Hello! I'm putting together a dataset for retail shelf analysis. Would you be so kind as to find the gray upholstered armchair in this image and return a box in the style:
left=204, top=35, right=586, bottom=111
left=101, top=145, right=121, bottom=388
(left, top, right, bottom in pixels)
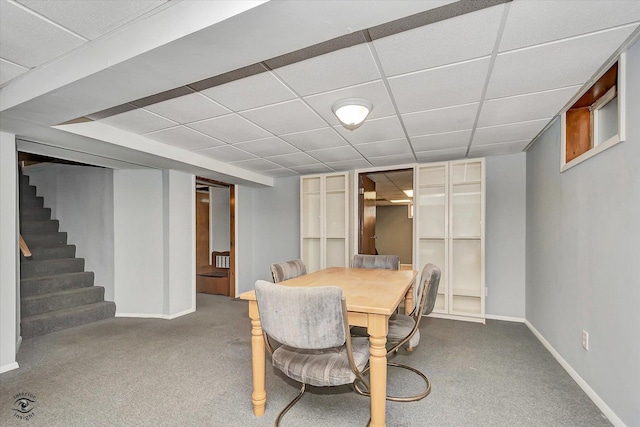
left=254, top=280, right=370, bottom=426
left=355, top=263, right=441, bottom=402
left=352, top=254, right=400, bottom=270
left=270, top=259, right=307, bottom=283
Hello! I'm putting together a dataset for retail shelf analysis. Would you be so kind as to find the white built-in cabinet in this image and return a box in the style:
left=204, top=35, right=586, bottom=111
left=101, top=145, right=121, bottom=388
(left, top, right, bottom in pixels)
left=416, top=159, right=485, bottom=323
left=301, top=173, right=349, bottom=273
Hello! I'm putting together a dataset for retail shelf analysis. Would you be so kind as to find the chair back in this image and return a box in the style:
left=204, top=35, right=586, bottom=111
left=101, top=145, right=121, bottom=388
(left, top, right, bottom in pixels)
left=352, top=254, right=400, bottom=270
left=270, top=259, right=307, bottom=283
left=255, top=280, right=346, bottom=349
left=415, top=263, right=441, bottom=319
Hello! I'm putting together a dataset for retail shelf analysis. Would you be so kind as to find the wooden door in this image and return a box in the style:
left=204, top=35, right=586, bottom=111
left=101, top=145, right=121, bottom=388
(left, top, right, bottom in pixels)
left=195, top=190, right=210, bottom=272
left=359, top=174, right=377, bottom=254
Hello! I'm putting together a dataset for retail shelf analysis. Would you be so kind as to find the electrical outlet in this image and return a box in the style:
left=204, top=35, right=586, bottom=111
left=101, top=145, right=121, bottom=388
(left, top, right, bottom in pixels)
left=582, top=330, right=589, bottom=351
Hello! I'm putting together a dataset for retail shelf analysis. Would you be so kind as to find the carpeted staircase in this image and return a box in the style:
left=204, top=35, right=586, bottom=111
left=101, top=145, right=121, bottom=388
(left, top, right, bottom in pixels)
left=19, top=172, right=116, bottom=338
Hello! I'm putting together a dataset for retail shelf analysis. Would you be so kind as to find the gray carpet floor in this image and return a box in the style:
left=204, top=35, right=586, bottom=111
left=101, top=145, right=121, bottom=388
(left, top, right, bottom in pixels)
left=1, top=294, right=610, bottom=426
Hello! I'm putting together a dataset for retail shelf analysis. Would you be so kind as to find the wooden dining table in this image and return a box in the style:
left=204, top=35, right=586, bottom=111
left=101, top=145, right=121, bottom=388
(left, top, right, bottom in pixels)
left=239, top=267, right=418, bottom=427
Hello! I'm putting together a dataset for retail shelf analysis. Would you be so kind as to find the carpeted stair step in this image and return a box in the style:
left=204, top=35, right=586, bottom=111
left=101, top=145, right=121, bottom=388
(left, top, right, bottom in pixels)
left=21, top=301, right=117, bottom=339
left=20, top=184, right=37, bottom=198
left=21, top=286, right=106, bottom=317
left=21, top=231, right=67, bottom=248
left=19, top=195, right=45, bottom=208
left=20, top=207, right=52, bottom=221
left=21, top=272, right=94, bottom=297
left=21, top=219, right=59, bottom=233
left=21, top=244, right=76, bottom=261
left=21, top=258, right=85, bottom=279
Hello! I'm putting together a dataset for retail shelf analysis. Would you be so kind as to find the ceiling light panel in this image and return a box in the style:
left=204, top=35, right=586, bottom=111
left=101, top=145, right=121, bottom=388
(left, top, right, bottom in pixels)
left=304, top=80, right=396, bottom=125
left=188, top=114, right=271, bottom=144
left=388, top=57, right=490, bottom=113
left=487, top=25, right=638, bottom=99
left=478, top=86, right=581, bottom=128
left=196, top=144, right=257, bottom=163
left=16, top=0, right=168, bottom=40
left=232, top=137, right=299, bottom=157
left=145, top=126, right=225, bottom=151
left=0, top=0, right=85, bottom=67
left=200, top=71, right=297, bottom=111
left=334, top=116, right=405, bottom=145
left=240, top=99, right=326, bottom=135
left=273, top=43, right=381, bottom=96
left=99, top=108, right=176, bottom=134
left=472, top=118, right=550, bottom=147
left=402, top=103, right=478, bottom=137
left=410, top=130, right=472, bottom=152
left=142, top=92, right=229, bottom=124
left=373, top=4, right=505, bottom=76
left=279, top=127, right=348, bottom=151
left=500, top=0, right=640, bottom=52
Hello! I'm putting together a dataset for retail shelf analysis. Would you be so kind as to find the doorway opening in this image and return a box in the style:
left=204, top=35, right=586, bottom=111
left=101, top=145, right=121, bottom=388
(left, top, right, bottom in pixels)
left=195, top=177, right=236, bottom=297
left=358, top=168, right=414, bottom=269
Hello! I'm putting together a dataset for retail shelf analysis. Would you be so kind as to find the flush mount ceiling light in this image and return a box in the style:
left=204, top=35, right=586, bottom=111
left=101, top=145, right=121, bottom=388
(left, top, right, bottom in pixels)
left=332, top=98, right=373, bottom=131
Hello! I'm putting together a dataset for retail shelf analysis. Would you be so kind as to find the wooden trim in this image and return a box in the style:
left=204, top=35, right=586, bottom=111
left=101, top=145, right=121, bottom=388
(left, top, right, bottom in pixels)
left=229, top=185, right=236, bottom=298
left=19, top=235, right=32, bottom=258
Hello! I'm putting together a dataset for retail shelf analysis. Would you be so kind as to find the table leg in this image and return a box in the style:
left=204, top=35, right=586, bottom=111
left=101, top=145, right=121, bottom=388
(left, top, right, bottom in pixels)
left=368, top=314, right=388, bottom=427
left=404, top=282, right=416, bottom=352
left=248, top=301, right=266, bottom=416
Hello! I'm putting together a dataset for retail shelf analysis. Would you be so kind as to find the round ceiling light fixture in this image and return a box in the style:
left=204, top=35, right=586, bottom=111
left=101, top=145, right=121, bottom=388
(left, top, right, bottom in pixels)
left=332, top=98, right=373, bottom=131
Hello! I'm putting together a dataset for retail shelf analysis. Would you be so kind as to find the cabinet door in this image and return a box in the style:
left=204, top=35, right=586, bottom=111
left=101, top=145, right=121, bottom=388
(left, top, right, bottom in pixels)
left=325, top=173, right=348, bottom=268
left=416, top=163, right=448, bottom=313
left=301, top=176, right=322, bottom=273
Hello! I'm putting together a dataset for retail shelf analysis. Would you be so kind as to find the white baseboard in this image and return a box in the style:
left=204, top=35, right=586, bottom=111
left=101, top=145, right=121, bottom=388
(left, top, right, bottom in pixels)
left=1, top=361, right=19, bottom=374
left=115, top=307, right=195, bottom=320
left=524, top=319, right=625, bottom=427
left=427, top=312, right=485, bottom=324
left=485, top=314, right=524, bottom=323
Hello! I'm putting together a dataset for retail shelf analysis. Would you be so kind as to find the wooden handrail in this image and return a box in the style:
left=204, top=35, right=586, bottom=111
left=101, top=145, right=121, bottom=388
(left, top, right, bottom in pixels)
left=19, top=234, right=32, bottom=258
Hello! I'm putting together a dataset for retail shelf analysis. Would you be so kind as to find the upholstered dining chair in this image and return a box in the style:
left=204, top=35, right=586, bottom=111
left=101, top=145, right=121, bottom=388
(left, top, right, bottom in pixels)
left=354, top=263, right=441, bottom=402
left=270, top=259, right=307, bottom=283
left=254, top=280, right=370, bottom=426
left=351, top=254, right=400, bottom=270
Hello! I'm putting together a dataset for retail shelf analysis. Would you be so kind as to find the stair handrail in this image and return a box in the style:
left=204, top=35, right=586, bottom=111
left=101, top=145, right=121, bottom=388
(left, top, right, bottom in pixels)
left=20, top=234, right=32, bottom=258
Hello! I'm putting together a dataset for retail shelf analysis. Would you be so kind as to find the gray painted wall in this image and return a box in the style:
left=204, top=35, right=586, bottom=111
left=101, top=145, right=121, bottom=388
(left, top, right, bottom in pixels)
left=486, top=153, right=526, bottom=319
left=525, top=40, right=640, bottom=426
left=25, top=165, right=115, bottom=300
left=376, top=205, right=412, bottom=264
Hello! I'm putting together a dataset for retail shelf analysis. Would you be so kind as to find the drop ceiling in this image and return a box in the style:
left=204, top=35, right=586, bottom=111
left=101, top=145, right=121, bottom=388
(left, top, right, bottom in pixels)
left=1, top=0, right=639, bottom=185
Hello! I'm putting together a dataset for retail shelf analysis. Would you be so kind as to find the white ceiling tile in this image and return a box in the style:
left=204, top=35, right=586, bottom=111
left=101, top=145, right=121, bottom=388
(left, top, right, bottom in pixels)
left=240, top=99, right=326, bottom=135
left=261, top=168, right=299, bottom=178
left=266, top=152, right=319, bottom=168
left=230, top=158, right=283, bottom=172
left=403, top=103, right=478, bottom=137
left=374, top=4, right=504, bottom=76
left=478, top=86, right=580, bottom=128
left=368, top=153, right=416, bottom=167
left=280, top=127, right=348, bottom=151
left=16, top=0, right=168, bottom=40
left=99, top=108, right=176, bottom=133
left=0, top=58, right=28, bottom=85
left=143, top=92, right=229, bottom=124
left=201, top=71, right=296, bottom=111
left=487, top=25, right=638, bottom=99
left=500, top=0, right=640, bottom=52
left=233, top=137, right=299, bottom=157
left=334, top=116, right=405, bottom=145
left=188, top=114, right=271, bottom=143
left=304, top=80, right=396, bottom=125
left=290, top=164, right=335, bottom=174
left=325, top=158, right=372, bottom=171
left=415, top=148, right=467, bottom=163
left=473, top=118, right=550, bottom=146
left=145, top=126, right=225, bottom=151
left=196, top=145, right=257, bottom=162
left=355, top=138, right=413, bottom=158
left=273, top=43, right=381, bottom=96
left=0, top=0, right=85, bottom=67
left=468, top=140, right=529, bottom=157
left=410, top=130, right=471, bottom=152
left=388, top=57, right=490, bottom=113
left=306, top=146, right=363, bottom=163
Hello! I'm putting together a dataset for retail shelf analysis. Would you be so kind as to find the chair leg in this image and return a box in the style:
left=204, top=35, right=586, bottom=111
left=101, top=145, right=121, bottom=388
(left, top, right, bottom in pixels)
left=352, top=363, right=431, bottom=402
left=275, top=383, right=306, bottom=427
